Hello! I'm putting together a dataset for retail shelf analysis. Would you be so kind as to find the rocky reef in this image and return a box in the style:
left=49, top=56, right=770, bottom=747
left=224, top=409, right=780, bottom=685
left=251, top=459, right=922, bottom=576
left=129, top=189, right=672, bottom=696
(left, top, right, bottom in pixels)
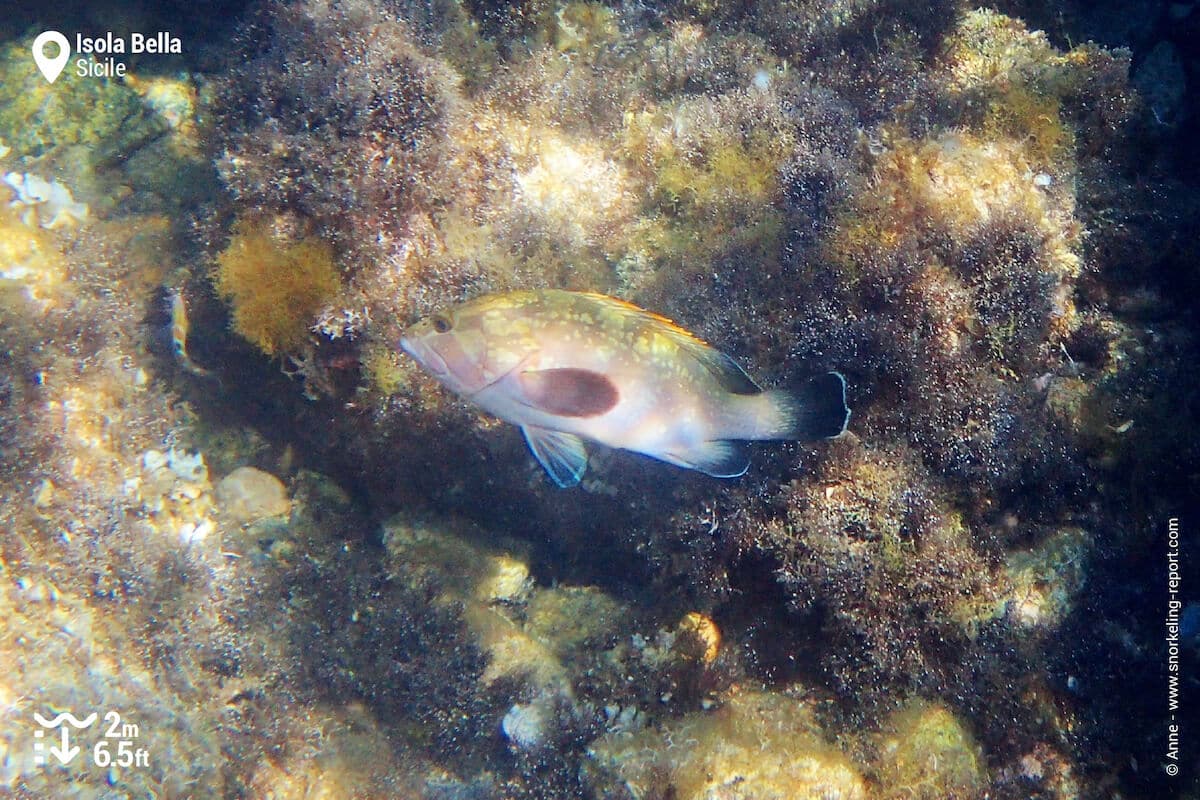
left=0, top=0, right=1197, bottom=798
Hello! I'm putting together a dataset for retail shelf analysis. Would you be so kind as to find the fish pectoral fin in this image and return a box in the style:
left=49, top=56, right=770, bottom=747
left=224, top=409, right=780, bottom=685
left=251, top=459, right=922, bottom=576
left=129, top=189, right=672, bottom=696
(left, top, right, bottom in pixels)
left=661, top=440, right=750, bottom=478
left=521, top=425, right=589, bottom=488
left=517, top=368, right=619, bottom=417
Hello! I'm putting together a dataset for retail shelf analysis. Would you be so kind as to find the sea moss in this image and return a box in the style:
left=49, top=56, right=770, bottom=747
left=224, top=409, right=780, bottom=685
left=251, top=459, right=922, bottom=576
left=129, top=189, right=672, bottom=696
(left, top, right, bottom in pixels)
left=213, top=0, right=463, bottom=272
left=757, top=436, right=995, bottom=700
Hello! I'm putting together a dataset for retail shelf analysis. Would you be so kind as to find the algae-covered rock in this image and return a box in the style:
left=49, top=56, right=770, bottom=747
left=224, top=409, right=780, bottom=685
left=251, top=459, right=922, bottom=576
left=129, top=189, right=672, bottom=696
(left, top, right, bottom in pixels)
left=3, top=172, right=88, bottom=229
left=382, top=512, right=533, bottom=605
left=382, top=513, right=573, bottom=696
left=0, top=194, right=67, bottom=307
left=1000, top=527, right=1091, bottom=630
left=873, top=700, right=987, bottom=800
left=0, top=573, right=224, bottom=796
left=0, top=34, right=159, bottom=160
left=525, top=584, right=625, bottom=658
left=588, top=689, right=867, bottom=799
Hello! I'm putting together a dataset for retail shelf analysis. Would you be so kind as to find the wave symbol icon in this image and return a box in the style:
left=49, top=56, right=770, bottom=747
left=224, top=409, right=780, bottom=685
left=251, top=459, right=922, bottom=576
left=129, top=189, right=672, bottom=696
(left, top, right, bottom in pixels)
left=33, top=711, right=97, bottom=729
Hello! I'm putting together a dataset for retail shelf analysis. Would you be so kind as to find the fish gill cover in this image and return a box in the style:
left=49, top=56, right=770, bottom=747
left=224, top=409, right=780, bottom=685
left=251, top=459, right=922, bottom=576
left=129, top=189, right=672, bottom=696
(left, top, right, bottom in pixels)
left=0, top=0, right=1196, bottom=798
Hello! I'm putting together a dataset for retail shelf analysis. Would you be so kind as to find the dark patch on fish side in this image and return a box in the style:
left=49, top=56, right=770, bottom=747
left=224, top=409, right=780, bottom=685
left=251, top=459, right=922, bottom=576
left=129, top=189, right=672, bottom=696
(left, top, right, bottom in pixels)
left=518, top=368, right=619, bottom=417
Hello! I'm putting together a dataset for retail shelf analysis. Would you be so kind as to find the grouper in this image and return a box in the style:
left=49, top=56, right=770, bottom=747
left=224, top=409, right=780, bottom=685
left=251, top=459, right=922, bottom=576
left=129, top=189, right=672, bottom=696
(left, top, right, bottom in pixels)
left=400, top=289, right=850, bottom=487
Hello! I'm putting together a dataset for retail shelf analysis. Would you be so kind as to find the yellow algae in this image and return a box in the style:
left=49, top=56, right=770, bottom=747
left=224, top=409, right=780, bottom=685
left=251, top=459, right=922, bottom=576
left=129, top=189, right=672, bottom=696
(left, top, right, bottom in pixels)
left=614, top=94, right=794, bottom=275
left=213, top=218, right=342, bottom=355
left=940, top=10, right=1115, bottom=167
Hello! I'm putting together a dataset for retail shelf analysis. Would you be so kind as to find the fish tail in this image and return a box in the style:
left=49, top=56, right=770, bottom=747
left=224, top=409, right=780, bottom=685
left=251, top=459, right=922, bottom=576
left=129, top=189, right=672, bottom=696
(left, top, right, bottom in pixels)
left=752, top=372, right=850, bottom=441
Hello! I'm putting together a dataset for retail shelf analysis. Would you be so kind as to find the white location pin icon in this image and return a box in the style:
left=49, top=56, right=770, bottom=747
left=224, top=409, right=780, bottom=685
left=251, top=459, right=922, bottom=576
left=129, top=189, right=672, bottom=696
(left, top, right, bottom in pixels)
left=32, top=31, right=71, bottom=84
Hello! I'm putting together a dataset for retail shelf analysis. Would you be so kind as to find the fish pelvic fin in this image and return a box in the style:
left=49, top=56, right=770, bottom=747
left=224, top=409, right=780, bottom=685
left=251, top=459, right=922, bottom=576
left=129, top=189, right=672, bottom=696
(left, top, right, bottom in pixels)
left=521, top=425, right=588, bottom=488
left=751, top=372, right=850, bottom=441
left=661, top=439, right=750, bottom=478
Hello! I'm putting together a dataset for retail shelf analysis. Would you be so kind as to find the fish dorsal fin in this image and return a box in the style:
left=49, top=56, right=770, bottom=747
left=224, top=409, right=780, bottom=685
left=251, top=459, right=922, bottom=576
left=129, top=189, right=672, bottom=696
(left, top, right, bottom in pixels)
left=521, top=425, right=588, bottom=487
left=684, top=346, right=761, bottom=395
left=518, top=368, right=619, bottom=417
left=578, top=292, right=761, bottom=395
left=660, top=439, right=750, bottom=478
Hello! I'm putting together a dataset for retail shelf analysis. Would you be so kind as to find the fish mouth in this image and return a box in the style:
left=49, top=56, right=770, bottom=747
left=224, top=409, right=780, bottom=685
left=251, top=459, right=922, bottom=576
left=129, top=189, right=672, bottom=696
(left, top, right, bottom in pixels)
left=399, top=336, right=448, bottom=377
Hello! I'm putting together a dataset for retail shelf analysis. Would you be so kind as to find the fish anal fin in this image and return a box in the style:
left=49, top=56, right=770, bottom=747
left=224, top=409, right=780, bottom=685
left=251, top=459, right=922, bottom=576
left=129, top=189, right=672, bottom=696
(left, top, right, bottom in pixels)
left=521, top=425, right=588, bottom=487
left=518, top=368, right=619, bottom=417
left=662, top=439, right=749, bottom=478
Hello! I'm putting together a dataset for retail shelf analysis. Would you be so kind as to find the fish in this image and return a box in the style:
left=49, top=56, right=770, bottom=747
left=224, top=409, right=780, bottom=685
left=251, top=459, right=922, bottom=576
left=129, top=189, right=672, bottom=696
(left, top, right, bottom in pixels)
left=167, top=287, right=210, bottom=377
left=399, top=289, right=849, bottom=487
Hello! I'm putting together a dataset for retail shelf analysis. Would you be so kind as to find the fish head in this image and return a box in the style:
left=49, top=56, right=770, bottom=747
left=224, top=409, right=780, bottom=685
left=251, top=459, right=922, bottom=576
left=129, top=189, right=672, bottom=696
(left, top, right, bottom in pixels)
left=400, top=306, right=491, bottom=395
left=401, top=297, right=541, bottom=397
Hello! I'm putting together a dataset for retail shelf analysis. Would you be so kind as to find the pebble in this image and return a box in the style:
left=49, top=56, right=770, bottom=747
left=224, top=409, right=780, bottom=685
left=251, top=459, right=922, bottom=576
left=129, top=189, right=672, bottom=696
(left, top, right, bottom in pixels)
left=215, top=467, right=290, bottom=524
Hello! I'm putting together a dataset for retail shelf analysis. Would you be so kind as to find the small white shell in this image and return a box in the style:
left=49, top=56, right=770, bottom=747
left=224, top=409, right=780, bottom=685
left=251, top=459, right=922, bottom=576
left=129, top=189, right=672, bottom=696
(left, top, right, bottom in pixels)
left=501, top=702, right=548, bottom=749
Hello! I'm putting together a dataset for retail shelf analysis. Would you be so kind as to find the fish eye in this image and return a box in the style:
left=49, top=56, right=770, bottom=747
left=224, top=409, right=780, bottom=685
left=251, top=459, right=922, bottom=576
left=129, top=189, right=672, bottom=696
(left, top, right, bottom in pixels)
left=431, top=314, right=453, bottom=334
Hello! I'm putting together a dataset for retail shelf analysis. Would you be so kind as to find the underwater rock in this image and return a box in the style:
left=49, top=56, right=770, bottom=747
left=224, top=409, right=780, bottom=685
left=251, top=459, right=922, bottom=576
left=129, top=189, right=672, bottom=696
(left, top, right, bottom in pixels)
left=525, top=584, right=625, bottom=659
left=1133, top=41, right=1186, bottom=126
left=0, top=35, right=158, bottom=160
left=1000, top=527, right=1091, bottom=630
left=215, top=466, right=291, bottom=524
left=132, top=447, right=217, bottom=547
left=382, top=513, right=534, bottom=605
left=0, top=193, right=67, bottom=306
left=673, top=611, right=721, bottom=666
left=501, top=698, right=552, bottom=750
left=761, top=435, right=994, bottom=697
left=0, top=575, right=224, bottom=795
left=0, top=0, right=1177, bottom=796
left=244, top=703, right=430, bottom=798
left=873, top=700, right=987, bottom=800
left=382, top=513, right=573, bottom=696
left=587, top=688, right=867, bottom=799
left=213, top=0, right=463, bottom=279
